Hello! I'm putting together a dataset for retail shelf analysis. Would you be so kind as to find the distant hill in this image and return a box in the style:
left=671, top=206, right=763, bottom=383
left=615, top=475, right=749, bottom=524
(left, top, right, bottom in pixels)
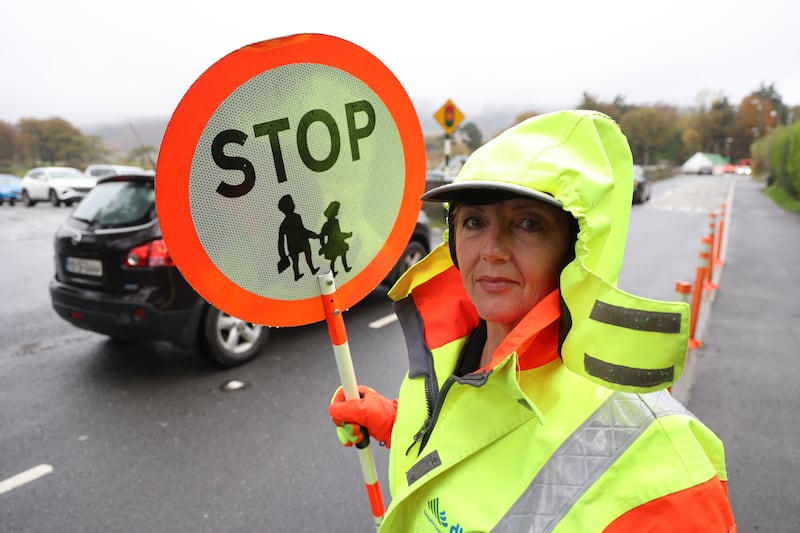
left=83, top=107, right=522, bottom=160
left=83, top=118, right=169, bottom=156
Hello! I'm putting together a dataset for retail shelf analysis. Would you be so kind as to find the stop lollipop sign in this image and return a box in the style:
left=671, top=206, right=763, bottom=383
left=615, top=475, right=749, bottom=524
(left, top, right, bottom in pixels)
left=156, top=34, right=426, bottom=327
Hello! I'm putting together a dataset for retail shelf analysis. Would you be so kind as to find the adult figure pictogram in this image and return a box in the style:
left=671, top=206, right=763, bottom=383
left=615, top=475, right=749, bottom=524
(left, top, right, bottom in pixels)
left=277, top=194, right=319, bottom=281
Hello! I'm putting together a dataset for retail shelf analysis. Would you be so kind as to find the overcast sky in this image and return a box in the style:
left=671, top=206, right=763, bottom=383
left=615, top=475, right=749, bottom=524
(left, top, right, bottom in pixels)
left=3, top=0, right=799, bottom=132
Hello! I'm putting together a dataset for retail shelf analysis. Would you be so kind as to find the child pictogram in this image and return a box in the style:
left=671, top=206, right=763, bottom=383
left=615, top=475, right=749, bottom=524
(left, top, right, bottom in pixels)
left=277, top=194, right=320, bottom=281
left=318, top=201, right=353, bottom=276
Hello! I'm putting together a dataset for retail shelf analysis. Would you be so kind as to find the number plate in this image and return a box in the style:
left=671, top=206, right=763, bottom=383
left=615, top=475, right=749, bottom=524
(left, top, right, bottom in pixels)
left=65, top=256, right=103, bottom=277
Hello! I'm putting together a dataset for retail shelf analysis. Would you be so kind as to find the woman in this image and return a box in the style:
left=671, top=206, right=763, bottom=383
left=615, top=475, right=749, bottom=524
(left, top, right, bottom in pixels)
left=329, top=110, right=736, bottom=531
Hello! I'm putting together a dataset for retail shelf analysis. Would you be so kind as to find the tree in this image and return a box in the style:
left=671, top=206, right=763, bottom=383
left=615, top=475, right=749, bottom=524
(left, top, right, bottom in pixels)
left=127, top=145, right=157, bottom=169
left=754, top=82, right=787, bottom=125
left=577, top=92, right=630, bottom=123
left=17, top=117, right=105, bottom=167
left=0, top=120, right=19, bottom=167
left=458, top=122, right=483, bottom=152
left=619, top=106, right=678, bottom=165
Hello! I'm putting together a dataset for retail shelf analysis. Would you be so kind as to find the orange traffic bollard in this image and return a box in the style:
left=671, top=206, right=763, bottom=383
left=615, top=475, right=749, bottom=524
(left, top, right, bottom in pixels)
left=674, top=280, right=692, bottom=303
left=715, top=204, right=726, bottom=267
left=702, top=234, right=718, bottom=291
left=706, top=212, right=718, bottom=288
left=675, top=280, right=700, bottom=348
left=679, top=277, right=700, bottom=349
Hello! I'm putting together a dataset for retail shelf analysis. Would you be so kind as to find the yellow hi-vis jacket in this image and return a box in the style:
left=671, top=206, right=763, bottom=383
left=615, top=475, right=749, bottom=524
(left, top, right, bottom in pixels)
left=383, top=245, right=735, bottom=532
left=377, top=111, right=735, bottom=530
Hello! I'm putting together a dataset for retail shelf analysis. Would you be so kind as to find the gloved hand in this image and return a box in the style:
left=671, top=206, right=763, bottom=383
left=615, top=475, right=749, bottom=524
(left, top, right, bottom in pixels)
left=328, top=385, right=397, bottom=449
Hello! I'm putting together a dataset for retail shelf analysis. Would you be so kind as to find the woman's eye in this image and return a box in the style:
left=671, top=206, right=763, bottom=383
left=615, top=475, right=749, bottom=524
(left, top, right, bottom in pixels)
left=519, top=218, right=543, bottom=231
left=462, top=216, right=483, bottom=229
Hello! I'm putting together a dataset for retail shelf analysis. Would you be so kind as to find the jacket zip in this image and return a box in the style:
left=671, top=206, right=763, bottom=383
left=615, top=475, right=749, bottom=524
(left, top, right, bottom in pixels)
left=406, top=375, right=456, bottom=456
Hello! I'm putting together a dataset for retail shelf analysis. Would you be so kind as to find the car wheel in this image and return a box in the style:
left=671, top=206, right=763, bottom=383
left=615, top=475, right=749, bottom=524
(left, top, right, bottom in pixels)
left=199, top=306, right=269, bottom=367
left=49, top=189, right=61, bottom=207
left=8, top=199, right=14, bottom=206
left=22, top=190, right=35, bottom=207
left=385, top=239, right=428, bottom=287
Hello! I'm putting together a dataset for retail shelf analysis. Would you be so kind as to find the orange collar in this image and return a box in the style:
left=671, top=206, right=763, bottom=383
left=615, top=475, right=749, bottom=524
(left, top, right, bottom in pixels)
left=485, top=289, right=562, bottom=372
left=409, top=264, right=562, bottom=372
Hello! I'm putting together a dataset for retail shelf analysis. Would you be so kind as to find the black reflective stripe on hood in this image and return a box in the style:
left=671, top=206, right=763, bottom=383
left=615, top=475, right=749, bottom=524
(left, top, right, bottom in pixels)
left=590, top=300, right=682, bottom=333
left=584, top=353, right=674, bottom=388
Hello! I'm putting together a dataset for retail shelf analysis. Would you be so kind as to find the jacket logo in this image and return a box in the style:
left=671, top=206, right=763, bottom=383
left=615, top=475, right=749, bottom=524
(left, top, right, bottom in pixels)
left=425, top=498, right=463, bottom=532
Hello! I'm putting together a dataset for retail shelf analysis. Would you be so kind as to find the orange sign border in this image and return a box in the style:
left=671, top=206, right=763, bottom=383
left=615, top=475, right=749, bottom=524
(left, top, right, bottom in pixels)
left=156, top=34, right=425, bottom=327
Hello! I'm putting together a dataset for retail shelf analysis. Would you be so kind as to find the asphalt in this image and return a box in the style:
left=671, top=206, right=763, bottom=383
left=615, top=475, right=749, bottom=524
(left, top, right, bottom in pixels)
left=675, top=178, right=800, bottom=532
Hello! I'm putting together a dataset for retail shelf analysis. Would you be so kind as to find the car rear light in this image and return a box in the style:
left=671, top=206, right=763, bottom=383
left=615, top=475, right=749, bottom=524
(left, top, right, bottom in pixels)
left=125, top=239, right=175, bottom=267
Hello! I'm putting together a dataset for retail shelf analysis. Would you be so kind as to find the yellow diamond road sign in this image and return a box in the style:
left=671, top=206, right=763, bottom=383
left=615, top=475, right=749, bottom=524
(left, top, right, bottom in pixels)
left=434, top=99, right=464, bottom=135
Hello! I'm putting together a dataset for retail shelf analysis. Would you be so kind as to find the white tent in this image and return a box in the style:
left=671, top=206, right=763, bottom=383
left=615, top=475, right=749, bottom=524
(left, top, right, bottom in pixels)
left=681, top=152, right=714, bottom=174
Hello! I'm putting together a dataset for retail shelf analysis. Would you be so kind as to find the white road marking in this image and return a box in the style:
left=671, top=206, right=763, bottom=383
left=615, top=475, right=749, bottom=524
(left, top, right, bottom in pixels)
left=0, top=464, right=53, bottom=495
left=369, top=314, right=398, bottom=329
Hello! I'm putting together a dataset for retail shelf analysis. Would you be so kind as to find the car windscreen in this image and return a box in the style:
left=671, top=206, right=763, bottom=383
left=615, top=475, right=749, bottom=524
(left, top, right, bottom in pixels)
left=49, top=169, right=86, bottom=179
left=71, top=180, right=156, bottom=228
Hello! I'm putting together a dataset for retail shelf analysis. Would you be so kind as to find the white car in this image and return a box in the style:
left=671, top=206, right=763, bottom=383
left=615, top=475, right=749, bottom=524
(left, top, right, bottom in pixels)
left=21, top=166, right=97, bottom=207
left=84, top=164, right=152, bottom=179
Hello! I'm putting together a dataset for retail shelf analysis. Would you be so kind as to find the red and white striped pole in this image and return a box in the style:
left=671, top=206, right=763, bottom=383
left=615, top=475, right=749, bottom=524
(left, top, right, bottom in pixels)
left=318, top=271, right=385, bottom=530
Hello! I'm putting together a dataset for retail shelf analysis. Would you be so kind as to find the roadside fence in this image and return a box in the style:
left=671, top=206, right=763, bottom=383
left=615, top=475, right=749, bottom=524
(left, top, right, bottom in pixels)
left=675, top=203, right=728, bottom=349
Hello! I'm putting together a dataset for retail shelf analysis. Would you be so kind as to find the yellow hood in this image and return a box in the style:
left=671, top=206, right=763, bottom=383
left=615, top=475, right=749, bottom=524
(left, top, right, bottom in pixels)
left=426, top=110, right=689, bottom=392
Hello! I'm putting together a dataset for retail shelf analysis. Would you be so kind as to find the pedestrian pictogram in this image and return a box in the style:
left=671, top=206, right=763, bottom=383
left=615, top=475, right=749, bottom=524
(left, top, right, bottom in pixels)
left=156, top=34, right=426, bottom=327
left=434, top=99, right=464, bottom=135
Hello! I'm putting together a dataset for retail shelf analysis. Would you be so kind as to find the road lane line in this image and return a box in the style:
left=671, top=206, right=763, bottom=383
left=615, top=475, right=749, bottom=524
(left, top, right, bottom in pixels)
left=369, top=314, right=398, bottom=329
left=0, top=464, right=53, bottom=495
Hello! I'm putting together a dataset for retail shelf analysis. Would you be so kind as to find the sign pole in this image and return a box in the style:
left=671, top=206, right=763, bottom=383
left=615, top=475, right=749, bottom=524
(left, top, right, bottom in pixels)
left=443, top=133, right=451, bottom=182
left=433, top=99, right=464, bottom=182
left=317, top=270, right=385, bottom=530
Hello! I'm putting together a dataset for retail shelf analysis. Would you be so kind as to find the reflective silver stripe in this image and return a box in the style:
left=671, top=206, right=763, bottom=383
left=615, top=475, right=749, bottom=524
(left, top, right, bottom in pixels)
left=494, top=390, right=689, bottom=532
left=590, top=300, right=682, bottom=333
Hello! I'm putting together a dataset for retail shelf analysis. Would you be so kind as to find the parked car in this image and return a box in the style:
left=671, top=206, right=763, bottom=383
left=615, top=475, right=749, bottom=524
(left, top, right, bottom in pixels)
left=85, top=164, right=152, bottom=179
left=49, top=172, right=431, bottom=368
left=632, top=165, right=652, bottom=204
left=734, top=159, right=752, bottom=176
left=0, top=174, right=23, bottom=206
left=698, top=166, right=713, bottom=175
left=21, top=166, right=97, bottom=207
left=715, top=163, right=736, bottom=175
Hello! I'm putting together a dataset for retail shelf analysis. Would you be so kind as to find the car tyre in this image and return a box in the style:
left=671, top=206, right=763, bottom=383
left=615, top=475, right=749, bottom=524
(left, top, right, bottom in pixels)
left=22, top=190, right=35, bottom=207
left=199, top=306, right=269, bottom=368
left=49, top=189, right=61, bottom=207
left=385, top=239, right=428, bottom=287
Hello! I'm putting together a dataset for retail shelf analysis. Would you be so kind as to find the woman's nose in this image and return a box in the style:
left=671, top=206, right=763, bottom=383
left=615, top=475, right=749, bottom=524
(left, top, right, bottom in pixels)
left=481, top=225, right=511, bottom=261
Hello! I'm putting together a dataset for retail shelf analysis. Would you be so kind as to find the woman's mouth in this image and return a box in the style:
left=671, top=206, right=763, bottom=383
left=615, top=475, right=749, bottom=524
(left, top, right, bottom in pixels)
left=477, top=276, right=516, bottom=293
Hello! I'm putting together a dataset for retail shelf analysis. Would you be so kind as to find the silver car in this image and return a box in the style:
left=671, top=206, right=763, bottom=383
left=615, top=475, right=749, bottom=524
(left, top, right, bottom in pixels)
left=21, top=166, right=97, bottom=207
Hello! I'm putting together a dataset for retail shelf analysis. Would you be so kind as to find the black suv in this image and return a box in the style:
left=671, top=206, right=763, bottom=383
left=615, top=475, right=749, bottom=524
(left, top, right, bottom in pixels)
left=50, top=173, right=431, bottom=367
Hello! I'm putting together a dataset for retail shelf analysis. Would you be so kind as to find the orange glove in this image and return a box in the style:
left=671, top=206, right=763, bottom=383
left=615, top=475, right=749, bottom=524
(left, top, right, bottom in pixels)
left=328, top=385, right=397, bottom=449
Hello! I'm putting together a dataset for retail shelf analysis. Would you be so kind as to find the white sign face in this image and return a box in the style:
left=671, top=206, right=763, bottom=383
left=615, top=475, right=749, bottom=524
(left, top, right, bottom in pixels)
left=156, top=35, right=425, bottom=326
left=189, top=63, right=405, bottom=300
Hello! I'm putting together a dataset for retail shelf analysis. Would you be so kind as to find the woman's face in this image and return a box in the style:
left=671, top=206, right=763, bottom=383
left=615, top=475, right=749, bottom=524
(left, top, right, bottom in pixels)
left=454, top=197, right=572, bottom=331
